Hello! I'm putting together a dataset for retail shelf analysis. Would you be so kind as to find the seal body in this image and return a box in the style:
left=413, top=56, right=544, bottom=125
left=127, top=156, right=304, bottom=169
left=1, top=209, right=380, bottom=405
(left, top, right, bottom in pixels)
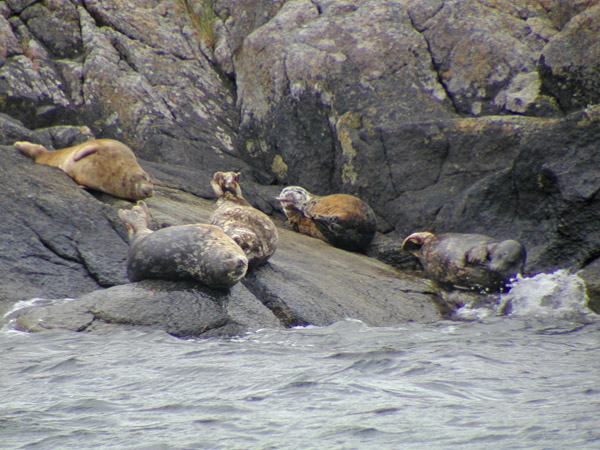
left=209, top=171, right=278, bottom=269
left=15, top=139, right=153, bottom=200
left=402, top=232, right=526, bottom=292
left=118, top=202, right=247, bottom=288
left=276, top=186, right=376, bottom=252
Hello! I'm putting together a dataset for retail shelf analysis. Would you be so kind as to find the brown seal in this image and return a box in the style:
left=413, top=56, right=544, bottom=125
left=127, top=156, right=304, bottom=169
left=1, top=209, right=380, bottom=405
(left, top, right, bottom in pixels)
left=118, top=202, right=248, bottom=288
left=14, top=138, right=153, bottom=200
left=276, top=186, right=377, bottom=252
left=402, top=231, right=526, bottom=292
left=209, top=171, right=278, bottom=269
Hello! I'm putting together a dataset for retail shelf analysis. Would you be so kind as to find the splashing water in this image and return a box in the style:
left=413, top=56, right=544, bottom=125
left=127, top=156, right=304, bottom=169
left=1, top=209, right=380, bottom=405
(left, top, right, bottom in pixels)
left=499, top=270, right=593, bottom=321
left=452, top=270, right=595, bottom=323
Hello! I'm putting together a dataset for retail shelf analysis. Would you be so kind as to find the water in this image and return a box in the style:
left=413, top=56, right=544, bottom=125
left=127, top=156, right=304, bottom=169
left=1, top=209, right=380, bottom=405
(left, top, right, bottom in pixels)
left=1, top=272, right=599, bottom=450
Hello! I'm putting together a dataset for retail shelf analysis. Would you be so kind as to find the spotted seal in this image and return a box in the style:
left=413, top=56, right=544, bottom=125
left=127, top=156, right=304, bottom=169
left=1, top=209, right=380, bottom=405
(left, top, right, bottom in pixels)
left=209, top=171, right=278, bottom=269
left=15, top=138, right=153, bottom=200
left=118, top=201, right=248, bottom=288
left=402, top=231, right=526, bottom=292
left=276, top=186, right=377, bottom=252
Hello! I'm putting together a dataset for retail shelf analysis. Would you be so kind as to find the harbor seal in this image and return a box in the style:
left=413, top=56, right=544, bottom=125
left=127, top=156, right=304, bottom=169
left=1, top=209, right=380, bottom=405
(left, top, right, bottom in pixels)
left=14, top=138, right=153, bottom=200
left=401, top=232, right=526, bottom=292
left=276, top=186, right=377, bottom=252
left=209, top=171, right=278, bottom=268
left=118, top=201, right=248, bottom=288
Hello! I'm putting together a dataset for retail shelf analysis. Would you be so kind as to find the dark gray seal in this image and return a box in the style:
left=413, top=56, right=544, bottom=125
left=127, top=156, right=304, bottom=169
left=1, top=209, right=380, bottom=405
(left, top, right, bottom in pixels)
left=118, top=202, right=248, bottom=288
left=209, top=171, right=278, bottom=269
left=402, top=231, right=526, bottom=292
left=276, top=186, right=376, bottom=252
left=15, top=139, right=153, bottom=200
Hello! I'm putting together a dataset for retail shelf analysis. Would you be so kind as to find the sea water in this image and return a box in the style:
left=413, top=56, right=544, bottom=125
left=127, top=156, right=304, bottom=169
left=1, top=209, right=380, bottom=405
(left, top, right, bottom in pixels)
left=1, top=271, right=599, bottom=450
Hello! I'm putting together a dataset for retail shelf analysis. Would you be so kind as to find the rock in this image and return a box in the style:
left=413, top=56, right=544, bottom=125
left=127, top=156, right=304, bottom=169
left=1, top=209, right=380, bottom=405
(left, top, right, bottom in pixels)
left=6, top=219, right=446, bottom=338
left=0, top=139, right=129, bottom=305
left=241, top=227, right=442, bottom=327
left=539, top=3, right=600, bottom=111
left=10, top=280, right=282, bottom=338
left=235, top=0, right=455, bottom=190
left=1, top=1, right=600, bottom=333
left=578, top=260, right=600, bottom=314
left=412, top=0, right=555, bottom=116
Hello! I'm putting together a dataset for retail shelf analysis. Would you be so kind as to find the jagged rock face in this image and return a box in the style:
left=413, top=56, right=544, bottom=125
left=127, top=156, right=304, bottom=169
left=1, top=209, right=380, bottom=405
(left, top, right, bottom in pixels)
left=224, top=0, right=600, bottom=272
left=0, top=0, right=240, bottom=167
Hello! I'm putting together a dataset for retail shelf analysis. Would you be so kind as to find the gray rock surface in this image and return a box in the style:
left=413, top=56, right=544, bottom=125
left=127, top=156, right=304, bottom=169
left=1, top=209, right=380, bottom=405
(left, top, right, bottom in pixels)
left=1, top=0, right=599, bottom=334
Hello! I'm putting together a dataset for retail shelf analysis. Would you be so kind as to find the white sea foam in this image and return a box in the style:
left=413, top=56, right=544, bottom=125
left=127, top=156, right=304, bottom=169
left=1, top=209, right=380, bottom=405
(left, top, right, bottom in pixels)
left=498, top=270, right=594, bottom=321
left=1, top=297, right=75, bottom=332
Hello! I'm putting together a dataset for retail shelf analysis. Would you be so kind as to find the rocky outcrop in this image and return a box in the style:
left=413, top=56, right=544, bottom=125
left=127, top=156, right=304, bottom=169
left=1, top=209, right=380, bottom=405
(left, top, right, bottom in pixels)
left=1, top=0, right=599, bottom=334
left=2, top=134, right=443, bottom=336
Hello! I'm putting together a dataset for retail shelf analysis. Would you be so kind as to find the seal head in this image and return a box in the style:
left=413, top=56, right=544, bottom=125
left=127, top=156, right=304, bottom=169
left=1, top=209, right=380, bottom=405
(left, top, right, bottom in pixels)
left=276, top=186, right=377, bottom=252
left=118, top=201, right=248, bottom=289
left=402, top=231, right=526, bottom=292
left=15, top=139, right=153, bottom=200
left=209, top=171, right=278, bottom=269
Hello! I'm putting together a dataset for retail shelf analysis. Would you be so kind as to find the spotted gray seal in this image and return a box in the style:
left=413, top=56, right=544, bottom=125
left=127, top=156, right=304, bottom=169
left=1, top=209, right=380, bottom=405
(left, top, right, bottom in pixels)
left=276, top=186, right=376, bottom=252
left=209, top=171, right=278, bottom=269
left=15, top=138, right=153, bottom=200
left=401, top=231, right=526, bottom=292
left=118, top=201, right=248, bottom=288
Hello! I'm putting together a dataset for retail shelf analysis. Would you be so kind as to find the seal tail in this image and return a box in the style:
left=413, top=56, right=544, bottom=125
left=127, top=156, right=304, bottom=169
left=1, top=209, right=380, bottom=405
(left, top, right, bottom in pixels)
left=14, top=141, right=49, bottom=160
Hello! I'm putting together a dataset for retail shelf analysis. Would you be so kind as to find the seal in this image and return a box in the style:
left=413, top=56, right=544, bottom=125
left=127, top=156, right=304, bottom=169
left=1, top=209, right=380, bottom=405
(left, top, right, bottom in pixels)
left=14, top=138, right=153, bottom=200
left=276, top=186, right=377, bottom=252
left=401, top=231, right=526, bottom=292
left=209, top=171, right=278, bottom=268
left=118, top=201, right=248, bottom=288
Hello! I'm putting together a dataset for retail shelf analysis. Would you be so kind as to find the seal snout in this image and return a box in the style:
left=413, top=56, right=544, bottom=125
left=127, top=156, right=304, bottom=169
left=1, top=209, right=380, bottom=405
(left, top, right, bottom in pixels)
left=131, top=174, right=154, bottom=199
left=224, top=254, right=249, bottom=281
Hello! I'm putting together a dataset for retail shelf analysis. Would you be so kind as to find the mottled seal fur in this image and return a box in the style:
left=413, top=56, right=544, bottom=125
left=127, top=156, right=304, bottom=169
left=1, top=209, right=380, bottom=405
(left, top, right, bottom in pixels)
left=118, top=202, right=248, bottom=288
left=15, top=138, right=153, bottom=200
left=209, top=171, right=278, bottom=268
left=276, top=186, right=376, bottom=252
left=402, top=232, right=526, bottom=292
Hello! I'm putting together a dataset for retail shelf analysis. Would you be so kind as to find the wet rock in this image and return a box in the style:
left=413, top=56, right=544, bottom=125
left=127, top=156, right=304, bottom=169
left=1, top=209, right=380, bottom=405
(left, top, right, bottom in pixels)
left=11, top=281, right=282, bottom=338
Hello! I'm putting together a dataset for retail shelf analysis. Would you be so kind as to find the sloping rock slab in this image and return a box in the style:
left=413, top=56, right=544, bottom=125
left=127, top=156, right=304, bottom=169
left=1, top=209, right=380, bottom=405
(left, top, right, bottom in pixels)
left=242, top=227, right=443, bottom=327
left=12, top=280, right=282, bottom=338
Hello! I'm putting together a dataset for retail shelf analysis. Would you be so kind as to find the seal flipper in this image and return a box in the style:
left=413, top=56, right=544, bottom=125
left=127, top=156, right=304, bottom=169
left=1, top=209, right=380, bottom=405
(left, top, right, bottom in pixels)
left=309, top=212, right=346, bottom=234
left=14, top=141, right=49, bottom=160
left=465, top=245, right=490, bottom=266
left=72, top=144, right=100, bottom=162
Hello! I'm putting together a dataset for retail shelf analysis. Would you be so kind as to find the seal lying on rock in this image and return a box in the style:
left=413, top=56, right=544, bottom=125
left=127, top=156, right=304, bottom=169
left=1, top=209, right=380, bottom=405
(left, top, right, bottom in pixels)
left=276, top=186, right=377, bottom=252
left=401, top=232, right=526, bottom=292
left=15, top=138, right=153, bottom=200
left=118, top=202, right=248, bottom=288
left=209, top=171, right=278, bottom=268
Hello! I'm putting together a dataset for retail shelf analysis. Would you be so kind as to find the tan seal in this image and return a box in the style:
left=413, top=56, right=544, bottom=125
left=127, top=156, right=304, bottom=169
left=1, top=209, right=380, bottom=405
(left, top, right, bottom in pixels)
left=118, top=201, right=248, bottom=289
left=402, top=231, right=526, bottom=292
left=276, top=186, right=376, bottom=252
left=209, top=171, right=278, bottom=269
left=15, top=138, right=153, bottom=200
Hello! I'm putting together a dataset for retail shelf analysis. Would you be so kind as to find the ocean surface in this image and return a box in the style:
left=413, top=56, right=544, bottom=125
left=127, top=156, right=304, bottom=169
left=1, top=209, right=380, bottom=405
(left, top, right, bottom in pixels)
left=1, top=271, right=599, bottom=450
